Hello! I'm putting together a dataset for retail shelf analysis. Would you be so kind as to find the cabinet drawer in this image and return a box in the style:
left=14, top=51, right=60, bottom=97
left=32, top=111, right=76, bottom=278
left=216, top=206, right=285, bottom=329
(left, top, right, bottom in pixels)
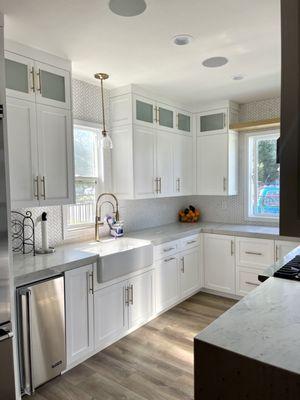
left=237, top=268, right=262, bottom=296
left=236, top=237, right=274, bottom=269
left=180, top=234, right=201, bottom=251
left=154, top=240, right=179, bottom=260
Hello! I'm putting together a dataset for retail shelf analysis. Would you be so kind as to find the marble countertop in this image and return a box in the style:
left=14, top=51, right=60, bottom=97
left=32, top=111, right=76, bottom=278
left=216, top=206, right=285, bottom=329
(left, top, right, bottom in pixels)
left=195, top=275, right=300, bottom=375
left=13, top=221, right=298, bottom=287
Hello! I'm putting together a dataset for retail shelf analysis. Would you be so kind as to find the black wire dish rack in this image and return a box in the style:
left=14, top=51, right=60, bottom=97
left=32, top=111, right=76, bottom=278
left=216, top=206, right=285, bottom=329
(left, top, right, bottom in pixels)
left=11, top=211, right=36, bottom=256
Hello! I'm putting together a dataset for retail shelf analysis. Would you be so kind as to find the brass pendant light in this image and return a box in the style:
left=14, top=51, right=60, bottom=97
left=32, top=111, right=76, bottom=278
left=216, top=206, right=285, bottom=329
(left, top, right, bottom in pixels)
left=94, top=72, right=113, bottom=149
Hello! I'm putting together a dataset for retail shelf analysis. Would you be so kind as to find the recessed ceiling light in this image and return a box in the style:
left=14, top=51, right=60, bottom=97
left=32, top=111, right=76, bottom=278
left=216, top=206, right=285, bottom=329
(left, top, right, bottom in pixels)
left=173, top=34, right=193, bottom=46
left=202, top=57, right=229, bottom=68
left=109, top=0, right=147, bottom=17
left=232, top=74, right=245, bottom=81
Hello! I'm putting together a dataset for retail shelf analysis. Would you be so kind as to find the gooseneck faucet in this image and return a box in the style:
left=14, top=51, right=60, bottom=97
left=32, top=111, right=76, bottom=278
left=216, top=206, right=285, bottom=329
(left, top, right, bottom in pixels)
left=95, top=192, right=120, bottom=241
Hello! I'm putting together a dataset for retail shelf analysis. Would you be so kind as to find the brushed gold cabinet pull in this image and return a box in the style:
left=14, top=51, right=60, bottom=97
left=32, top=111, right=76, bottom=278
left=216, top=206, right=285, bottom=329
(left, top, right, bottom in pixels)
left=30, top=67, right=35, bottom=92
left=245, top=281, right=260, bottom=287
left=245, top=251, right=262, bottom=256
left=181, top=257, right=185, bottom=273
left=231, top=240, right=234, bottom=256
left=36, top=69, right=42, bottom=93
left=34, top=176, right=39, bottom=200
left=41, top=176, right=46, bottom=199
left=125, top=287, right=129, bottom=305
left=157, top=107, right=160, bottom=124
left=129, top=284, right=134, bottom=305
left=223, top=177, right=227, bottom=192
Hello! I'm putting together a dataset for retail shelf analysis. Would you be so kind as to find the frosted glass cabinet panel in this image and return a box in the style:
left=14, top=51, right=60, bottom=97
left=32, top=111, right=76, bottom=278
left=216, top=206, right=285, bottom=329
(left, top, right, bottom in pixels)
left=5, top=59, right=29, bottom=93
left=5, top=52, right=35, bottom=101
left=40, top=70, right=66, bottom=103
left=177, top=112, right=191, bottom=133
left=136, top=99, right=154, bottom=124
left=199, top=108, right=227, bottom=135
left=35, top=62, right=70, bottom=109
left=158, top=104, right=174, bottom=129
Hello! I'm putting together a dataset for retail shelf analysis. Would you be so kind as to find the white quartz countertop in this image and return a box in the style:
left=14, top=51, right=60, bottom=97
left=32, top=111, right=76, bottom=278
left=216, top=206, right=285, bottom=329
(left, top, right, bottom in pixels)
left=13, top=221, right=297, bottom=287
left=195, top=276, right=300, bottom=375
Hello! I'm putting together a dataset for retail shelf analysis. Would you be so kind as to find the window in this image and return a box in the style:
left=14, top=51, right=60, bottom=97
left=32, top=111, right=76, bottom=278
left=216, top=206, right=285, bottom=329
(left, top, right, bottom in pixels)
left=246, top=130, right=280, bottom=220
left=66, top=121, right=102, bottom=230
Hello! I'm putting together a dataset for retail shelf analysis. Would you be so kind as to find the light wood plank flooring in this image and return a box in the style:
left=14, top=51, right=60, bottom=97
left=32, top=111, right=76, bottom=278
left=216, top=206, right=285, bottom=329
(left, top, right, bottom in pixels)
left=28, top=292, right=236, bottom=400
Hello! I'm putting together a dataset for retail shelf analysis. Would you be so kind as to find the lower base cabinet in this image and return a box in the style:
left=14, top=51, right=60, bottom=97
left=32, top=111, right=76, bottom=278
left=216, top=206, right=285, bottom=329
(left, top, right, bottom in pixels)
left=94, top=281, right=128, bottom=350
left=93, top=269, right=154, bottom=351
left=204, top=234, right=235, bottom=294
left=155, top=256, right=180, bottom=313
left=180, top=248, right=201, bottom=298
left=155, top=246, right=202, bottom=314
left=65, top=264, right=94, bottom=367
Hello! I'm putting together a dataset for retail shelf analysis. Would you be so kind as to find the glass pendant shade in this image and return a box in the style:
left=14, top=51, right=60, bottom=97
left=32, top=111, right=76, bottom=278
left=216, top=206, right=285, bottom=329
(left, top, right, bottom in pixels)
left=102, top=133, right=113, bottom=149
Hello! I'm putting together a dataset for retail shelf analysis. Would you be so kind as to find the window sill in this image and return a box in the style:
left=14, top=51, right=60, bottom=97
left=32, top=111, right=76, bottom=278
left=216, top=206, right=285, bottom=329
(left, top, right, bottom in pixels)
left=245, top=215, right=279, bottom=225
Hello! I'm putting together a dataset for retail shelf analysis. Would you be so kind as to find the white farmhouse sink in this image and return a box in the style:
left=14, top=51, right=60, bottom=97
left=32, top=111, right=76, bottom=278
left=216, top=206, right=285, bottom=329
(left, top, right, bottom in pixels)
left=79, top=237, right=153, bottom=283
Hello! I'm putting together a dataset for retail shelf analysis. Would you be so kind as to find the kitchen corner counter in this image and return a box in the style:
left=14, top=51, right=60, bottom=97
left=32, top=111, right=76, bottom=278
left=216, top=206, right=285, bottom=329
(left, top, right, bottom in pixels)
left=129, top=221, right=287, bottom=244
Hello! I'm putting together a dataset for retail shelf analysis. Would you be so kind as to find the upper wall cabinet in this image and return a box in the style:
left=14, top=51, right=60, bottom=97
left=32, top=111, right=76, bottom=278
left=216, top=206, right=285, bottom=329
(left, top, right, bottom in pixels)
left=5, top=42, right=74, bottom=208
left=196, top=102, right=239, bottom=136
left=196, top=132, right=238, bottom=196
left=5, top=51, right=71, bottom=109
left=110, top=85, right=194, bottom=199
left=111, top=89, right=193, bottom=135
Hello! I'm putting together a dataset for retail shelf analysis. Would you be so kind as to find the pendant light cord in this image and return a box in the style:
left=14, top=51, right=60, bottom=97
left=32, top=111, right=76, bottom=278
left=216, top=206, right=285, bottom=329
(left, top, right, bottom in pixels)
left=101, top=78, right=107, bottom=136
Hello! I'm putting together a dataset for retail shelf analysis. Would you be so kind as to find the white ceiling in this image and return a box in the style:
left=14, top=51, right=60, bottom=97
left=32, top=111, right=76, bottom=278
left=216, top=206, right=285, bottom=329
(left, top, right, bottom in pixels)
left=0, top=0, right=281, bottom=106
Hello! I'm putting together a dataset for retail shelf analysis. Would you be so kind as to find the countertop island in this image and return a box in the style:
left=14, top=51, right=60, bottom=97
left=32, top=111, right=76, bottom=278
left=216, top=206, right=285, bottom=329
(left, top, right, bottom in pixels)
left=194, top=247, right=300, bottom=400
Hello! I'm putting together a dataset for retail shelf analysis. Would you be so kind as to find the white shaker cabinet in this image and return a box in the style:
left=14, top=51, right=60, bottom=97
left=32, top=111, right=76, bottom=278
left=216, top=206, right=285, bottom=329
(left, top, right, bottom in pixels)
left=128, top=270, right=154, bottom=328
left=6, top=98, right=39, bottom=208
left=5, top=42, right=74, bottom=208
left=275, top=240, right=300, bottom=262
left=156, top=130, right=174, bottom=197
left=65, top=265, right=94, bottom=368
left=155, top=256, right=180, bottom=313
left=7, top=98, right=74, bottom=208
left=133, top=125, right=156, bottom=198
left=204, top=234, right=236, bottom=294
left=94, top=281, right=128, bottom=351
left=173, top=134, right=193, bottom=195
left=37, top=104, right=74, bottom=205
left=196, top=132, right=238, bottom=195
left=179, top=247, right=201, bottom=298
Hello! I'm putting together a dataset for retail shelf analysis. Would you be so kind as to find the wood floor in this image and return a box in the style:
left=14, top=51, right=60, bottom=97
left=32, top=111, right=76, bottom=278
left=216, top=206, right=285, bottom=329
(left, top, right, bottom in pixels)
left=29, top=292, right=236, bottom=400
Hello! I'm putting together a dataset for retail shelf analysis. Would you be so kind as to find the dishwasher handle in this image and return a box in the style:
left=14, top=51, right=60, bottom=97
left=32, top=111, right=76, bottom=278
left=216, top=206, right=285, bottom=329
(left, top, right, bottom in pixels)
left=19, top=288, right=34, bottom=396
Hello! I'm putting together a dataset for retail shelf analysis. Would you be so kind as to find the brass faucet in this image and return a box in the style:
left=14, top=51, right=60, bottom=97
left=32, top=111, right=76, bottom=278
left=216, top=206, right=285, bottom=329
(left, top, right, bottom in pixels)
left=95, top=192, right=120, bottom=241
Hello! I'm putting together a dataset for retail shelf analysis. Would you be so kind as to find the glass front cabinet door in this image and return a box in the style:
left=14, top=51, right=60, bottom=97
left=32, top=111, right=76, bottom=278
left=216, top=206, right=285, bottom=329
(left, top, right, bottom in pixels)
left=177, top=111, right=191, bottom=133
left=5, top=53, right=70, bottom=109
left=5, top=52, right=36, bottom=101
left=135, top=96, right=155, bottom=126
left=198, top=108, right=228, bottom=135
left=35, top=62, right=71, bottom=109
left=157, top=103, right=174, bottom=130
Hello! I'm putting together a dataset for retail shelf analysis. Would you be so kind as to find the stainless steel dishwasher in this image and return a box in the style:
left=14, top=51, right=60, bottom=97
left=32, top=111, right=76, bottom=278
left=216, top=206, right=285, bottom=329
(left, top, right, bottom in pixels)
left=17, top=276, right=65, bottom=395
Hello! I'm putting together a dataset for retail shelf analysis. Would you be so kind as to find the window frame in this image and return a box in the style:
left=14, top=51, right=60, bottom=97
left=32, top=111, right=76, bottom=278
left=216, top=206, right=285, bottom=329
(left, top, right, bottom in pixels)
left=244, top=129, right=280, bottom=223
left=63, top=119, right=104, bottom=238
